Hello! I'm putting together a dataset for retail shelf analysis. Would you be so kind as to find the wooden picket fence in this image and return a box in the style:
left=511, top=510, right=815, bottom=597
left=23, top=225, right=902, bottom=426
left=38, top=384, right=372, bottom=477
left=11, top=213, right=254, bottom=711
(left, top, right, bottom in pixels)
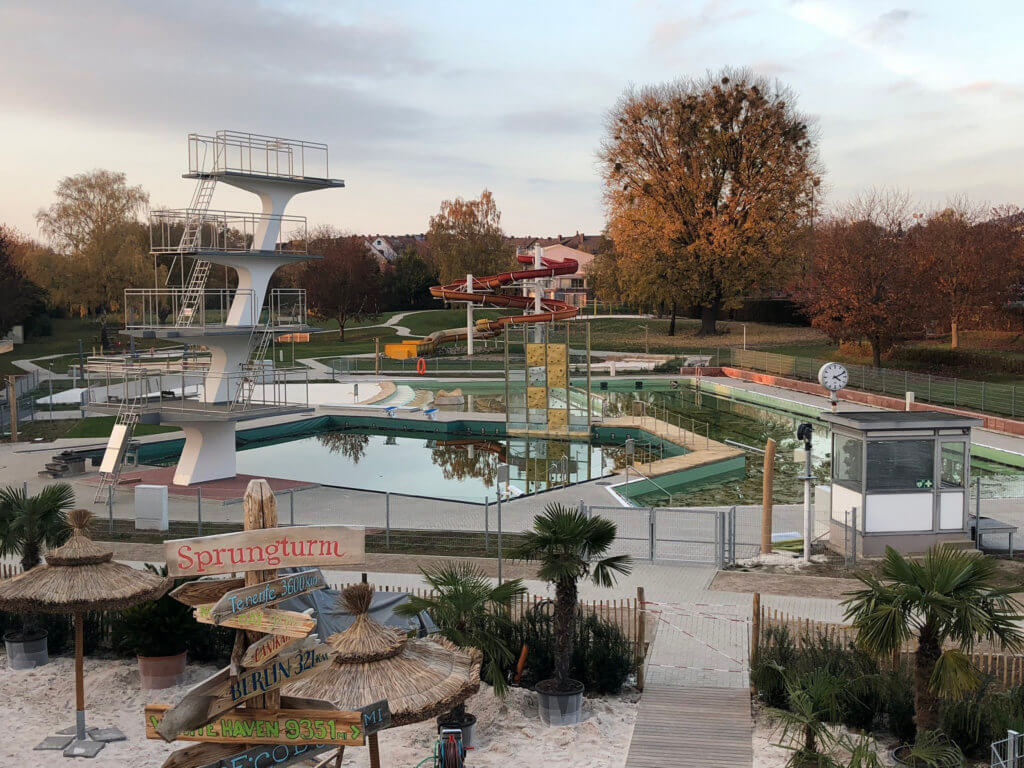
left=753, top=599, right=1024, bottom=691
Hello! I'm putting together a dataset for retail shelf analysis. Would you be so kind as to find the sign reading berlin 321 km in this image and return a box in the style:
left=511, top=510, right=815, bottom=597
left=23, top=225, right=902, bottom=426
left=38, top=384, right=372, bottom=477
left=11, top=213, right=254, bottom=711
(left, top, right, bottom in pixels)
left=165, top=525, right=365, bottom=577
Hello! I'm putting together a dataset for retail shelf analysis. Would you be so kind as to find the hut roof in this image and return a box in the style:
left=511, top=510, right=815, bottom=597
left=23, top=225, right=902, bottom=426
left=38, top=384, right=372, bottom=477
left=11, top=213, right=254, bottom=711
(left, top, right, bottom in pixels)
left=0, top=509, right=170, bottom=613
left=285, top=583, right=481, bottom=726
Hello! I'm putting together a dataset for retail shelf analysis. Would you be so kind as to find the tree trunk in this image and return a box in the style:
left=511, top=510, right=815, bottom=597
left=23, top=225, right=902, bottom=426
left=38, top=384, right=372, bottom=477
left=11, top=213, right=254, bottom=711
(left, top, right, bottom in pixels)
left=337, top=318, right=346, bottom=342
left=20, top=541, right=40, bottom=572
left=698, top=301, right=719, bottom=336
left=914, top=636, right=942, bottom=732
left=668, top=303, right=677, bottom=337
left=951, top=319, right=958, bottom=349
left=871, top=339, right=882, bottom=369
left=553, top=578, right=578, bottom=690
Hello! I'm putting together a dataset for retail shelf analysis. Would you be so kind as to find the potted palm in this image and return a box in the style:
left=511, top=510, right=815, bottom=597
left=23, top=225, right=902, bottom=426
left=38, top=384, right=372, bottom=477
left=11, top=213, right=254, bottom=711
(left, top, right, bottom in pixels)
left=113, top=565, right=196, bottom=688
left=843, top=545, right=1023, bottom=761
left=0, top=483, right=74, bottom=668
left=513, top=503, right=632, bottom=726
left=395, top=562, right=526, bottom=747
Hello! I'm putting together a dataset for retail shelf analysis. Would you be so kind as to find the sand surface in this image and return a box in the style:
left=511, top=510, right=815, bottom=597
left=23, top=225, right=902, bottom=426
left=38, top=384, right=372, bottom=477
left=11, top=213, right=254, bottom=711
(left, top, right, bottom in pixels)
left=0, top=656, right=637, bottom=767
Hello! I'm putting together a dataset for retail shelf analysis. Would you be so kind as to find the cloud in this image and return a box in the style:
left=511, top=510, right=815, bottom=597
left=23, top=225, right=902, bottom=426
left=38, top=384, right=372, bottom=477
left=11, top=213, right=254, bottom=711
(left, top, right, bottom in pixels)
left=650, top=0, right=754, bottom=51
left=499, top=109, right=600, bottom=135
left=0, top=0, right=435, bottom=144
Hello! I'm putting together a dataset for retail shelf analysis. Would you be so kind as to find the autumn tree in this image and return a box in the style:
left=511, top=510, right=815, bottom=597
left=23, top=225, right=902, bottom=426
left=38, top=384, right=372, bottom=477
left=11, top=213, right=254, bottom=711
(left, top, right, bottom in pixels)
left=300, top=227, right=381, bottom=340
left=31, top=170, right=150, bottom=315
left=427, top=189, right=513, bottom=283
left=795, top=190, right=928, bottom=368
left=0, top=228, right=46, bottom=338
left=599, top=70, right=821, bottom=335
left=381, top=248, right=438, bottom=310
left=910, top=203, right=1023, bottom=348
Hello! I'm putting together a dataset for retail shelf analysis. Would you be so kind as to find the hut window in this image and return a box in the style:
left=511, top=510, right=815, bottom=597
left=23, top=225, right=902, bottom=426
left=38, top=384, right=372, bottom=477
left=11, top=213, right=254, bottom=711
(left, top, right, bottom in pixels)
left=940, top=442, right=966, bottom=488
left=867, top=440, right=934, bottom=492
left=832, top=433, right=863, bottom=490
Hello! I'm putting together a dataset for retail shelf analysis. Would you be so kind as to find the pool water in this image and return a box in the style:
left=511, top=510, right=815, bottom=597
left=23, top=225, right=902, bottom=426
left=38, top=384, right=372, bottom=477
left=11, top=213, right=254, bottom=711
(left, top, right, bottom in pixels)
left=235, top=430, right=626, bottom=500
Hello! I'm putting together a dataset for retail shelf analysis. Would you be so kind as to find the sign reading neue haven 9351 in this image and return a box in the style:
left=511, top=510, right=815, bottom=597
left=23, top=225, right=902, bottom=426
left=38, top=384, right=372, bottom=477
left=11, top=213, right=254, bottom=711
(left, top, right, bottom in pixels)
left=165, top=526, right=365, bottom=577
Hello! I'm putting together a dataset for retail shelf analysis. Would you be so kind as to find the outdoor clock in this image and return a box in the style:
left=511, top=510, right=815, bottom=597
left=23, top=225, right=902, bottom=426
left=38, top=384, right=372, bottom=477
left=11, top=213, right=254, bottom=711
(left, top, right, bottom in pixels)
left=817, top=362, right=849, bottom=393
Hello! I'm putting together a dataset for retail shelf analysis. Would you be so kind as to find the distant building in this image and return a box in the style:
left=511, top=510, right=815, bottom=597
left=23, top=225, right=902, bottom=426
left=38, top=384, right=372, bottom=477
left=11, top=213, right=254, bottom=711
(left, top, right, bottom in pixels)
left=365, top=236, right=400, bottom=266
left=364, top=234, right=430, bottom=269
left=515, top=240, right=598, bottom=308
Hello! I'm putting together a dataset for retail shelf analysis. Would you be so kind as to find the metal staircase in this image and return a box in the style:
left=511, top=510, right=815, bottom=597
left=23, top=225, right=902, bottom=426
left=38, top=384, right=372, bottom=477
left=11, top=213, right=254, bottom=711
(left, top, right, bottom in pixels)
left=174, top=178, right=217, bottom=326
left=93, top=373, right=147, bottom=502
left=230, top=325, right=274, bottom=411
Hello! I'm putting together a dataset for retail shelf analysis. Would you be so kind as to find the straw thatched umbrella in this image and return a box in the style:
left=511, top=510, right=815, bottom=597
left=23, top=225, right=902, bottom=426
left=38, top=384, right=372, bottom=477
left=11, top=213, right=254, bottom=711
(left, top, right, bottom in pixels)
left=286, top=583, right=482, bottom=768
left=0, top=509, right=170, bottom=757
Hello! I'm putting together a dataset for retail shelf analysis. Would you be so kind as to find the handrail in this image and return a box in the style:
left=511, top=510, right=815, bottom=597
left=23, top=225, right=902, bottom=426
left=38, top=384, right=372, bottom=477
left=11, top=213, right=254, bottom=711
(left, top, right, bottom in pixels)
left=188, top=131, right=330, bottom=180
left=149, top=209, right=307, bottom=254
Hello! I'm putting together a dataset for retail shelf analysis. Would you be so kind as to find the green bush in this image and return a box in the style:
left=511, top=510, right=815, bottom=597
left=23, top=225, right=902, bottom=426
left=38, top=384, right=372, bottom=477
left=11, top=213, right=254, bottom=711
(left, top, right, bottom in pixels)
left=883, top=664, right=917, bottom=745
left=751, top=626, right=798, bottom=709
left=939, top=678, right=1024, bottom=757
left=895, top=346, right=1024, bottom=376
left=502, top=606, right=633, bottom=695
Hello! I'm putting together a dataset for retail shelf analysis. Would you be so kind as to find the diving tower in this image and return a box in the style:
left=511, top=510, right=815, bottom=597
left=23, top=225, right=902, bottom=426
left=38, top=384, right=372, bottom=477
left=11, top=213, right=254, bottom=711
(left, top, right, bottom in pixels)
left=88, top=131, right=343, bottom=495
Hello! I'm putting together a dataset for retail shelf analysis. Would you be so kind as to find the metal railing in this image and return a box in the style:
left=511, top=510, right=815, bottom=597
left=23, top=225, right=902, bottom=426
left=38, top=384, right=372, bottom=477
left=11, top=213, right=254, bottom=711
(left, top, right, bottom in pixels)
left=188, top=131, right=330, bottom=180
left=992, top=730, right=1024, bottom=768
left=123, top=288, right=307, bottom=330
left=83, top=364, right=310, bottom=415
left=150, top=209, right=307, bottom=254
left=721, top=347, right=1024, bottom=419
left=584, top=504, right=737, bottom=565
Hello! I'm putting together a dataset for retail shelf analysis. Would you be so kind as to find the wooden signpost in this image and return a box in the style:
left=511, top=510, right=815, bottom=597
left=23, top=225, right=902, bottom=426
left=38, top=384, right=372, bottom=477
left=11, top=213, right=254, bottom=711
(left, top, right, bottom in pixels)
left=169, top=577, right=246, bottom=607
left=146, top=705, right=364, bottom=746
left=165, top=525, right=365, bottom=577
left=150, top=480, right=364, bottom=765
left=162, top=742, right=332, bottom=768
left=240, top=632, right=301, bottom=669
left=359, top=699, right=392, bottom=736
left=194, top=604, right=316, bottom=638
left=208, top=569, right=325, bottom=623
left=155, top=640, right=332, bottom=741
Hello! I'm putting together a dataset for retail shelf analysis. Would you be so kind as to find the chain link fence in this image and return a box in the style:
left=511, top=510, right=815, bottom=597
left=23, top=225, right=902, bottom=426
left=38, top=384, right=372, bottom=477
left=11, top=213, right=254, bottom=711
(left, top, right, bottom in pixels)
left=719, top=347, right=1023, bottom=418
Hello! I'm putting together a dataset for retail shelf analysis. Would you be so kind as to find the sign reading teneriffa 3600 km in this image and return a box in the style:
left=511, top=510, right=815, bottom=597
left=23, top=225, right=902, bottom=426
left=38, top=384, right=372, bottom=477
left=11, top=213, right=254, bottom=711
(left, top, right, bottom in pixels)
left=165, top=526, right=365, bottom=577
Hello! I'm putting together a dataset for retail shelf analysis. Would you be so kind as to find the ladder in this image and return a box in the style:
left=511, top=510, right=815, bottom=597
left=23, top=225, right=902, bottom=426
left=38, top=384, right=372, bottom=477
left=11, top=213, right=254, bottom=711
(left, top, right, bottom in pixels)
left=230, top=325, right=274, bottom=411
left=93, top=373, right=147, bottom=502
left=174, top=178, right=217, bottom=326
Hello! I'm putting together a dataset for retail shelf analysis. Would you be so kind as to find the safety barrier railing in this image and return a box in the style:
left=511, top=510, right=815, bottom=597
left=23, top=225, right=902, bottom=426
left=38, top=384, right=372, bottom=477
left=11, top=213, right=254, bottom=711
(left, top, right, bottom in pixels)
left=188, top=131, right=330, bottom=180
left=149, top=209, right=307, bottom=254
left=124, top=288, right=255, bottom=329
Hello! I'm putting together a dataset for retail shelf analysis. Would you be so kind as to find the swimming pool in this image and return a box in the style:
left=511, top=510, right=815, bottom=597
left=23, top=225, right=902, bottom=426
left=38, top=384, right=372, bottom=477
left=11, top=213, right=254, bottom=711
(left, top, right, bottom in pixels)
left=234, top=429, right=641, bottom=501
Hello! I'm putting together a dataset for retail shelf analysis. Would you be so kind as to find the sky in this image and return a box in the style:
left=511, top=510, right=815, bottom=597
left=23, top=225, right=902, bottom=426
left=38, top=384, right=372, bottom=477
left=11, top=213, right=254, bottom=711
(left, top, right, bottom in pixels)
left=1, top=0, right=1023, bottom=240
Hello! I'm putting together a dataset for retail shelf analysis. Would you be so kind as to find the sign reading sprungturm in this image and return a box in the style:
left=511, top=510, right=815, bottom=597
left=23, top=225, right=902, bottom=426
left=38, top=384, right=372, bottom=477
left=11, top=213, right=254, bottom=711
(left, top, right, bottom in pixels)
left=165, top=526, right=365, bottom=577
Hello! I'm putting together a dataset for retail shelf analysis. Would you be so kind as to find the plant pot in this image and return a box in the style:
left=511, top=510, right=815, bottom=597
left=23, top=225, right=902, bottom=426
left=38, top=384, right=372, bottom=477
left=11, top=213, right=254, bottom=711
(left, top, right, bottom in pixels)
left=536, top=678, right=584, bottom=726
left=3, top=629, right=49, bottom=670
left=437, top=711, right=476, bottom=750
left=138, top=652, right=187, bottom=690
left=891, top=746, right=962, bottom=768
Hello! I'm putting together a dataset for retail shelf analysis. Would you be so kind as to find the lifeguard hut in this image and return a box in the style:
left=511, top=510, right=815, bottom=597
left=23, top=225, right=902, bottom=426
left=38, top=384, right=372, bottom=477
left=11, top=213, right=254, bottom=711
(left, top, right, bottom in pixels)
left=821, top=410, right=982, bottom=556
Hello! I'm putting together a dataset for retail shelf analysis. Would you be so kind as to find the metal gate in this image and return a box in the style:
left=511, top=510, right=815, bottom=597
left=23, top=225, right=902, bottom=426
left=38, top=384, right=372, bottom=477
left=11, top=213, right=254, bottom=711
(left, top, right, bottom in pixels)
left=586, top=505, right=737, bottom=565
left=993, top=730, right=1024, bottom=768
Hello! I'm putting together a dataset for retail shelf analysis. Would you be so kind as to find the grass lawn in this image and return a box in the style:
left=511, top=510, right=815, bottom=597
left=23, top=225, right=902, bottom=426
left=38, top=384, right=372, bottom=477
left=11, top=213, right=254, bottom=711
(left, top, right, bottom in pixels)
left=399, top=308, right=518, bottom=337
left=0, top=318, right=106, bottom=375
left=586, top=316, right=827, bottom=354
left=12, top=417, right=180, bottom=442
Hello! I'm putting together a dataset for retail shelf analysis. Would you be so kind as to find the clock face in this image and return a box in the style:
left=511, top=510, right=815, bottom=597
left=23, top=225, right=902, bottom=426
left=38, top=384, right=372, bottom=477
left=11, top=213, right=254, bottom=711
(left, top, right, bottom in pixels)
left=818, top=362, right=849, bottom=392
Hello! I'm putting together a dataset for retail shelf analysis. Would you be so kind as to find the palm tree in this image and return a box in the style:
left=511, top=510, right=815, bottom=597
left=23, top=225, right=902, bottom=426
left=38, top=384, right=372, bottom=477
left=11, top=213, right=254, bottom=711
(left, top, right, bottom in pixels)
left=842, top=545, right=1024, bottom=731
left=512, top=503, right=632, bottom=691
left=770, top=668, right=844, bottom=766
left=394, top=563, right=526, bottom=722
left=0, top=483, right=75, bottom=571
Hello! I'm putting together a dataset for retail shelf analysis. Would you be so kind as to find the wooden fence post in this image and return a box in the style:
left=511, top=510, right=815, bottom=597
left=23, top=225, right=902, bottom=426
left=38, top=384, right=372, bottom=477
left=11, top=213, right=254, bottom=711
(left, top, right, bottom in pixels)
left=751, top=592, right=761, bottom=668
left=636, top=586, right=646, bottom=692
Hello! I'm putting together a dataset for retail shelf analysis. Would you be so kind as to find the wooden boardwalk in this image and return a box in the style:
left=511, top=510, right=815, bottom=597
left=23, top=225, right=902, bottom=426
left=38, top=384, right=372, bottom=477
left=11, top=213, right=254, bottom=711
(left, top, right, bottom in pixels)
left=625, top=686, right=753, bottom=768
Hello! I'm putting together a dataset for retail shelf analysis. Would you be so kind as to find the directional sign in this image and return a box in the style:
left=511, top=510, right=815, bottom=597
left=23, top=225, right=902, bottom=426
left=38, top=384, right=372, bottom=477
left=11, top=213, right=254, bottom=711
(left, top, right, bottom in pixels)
left=241, top=632, right=302, bottom=669
left=194, top=604, right=315, bottom=638
left=209, top=570, right=325, bottom=624
left=165, top=525, right=365, bottom=577
left=359, top=700, right=391, bottom=736
left=155, top=641, right=332, bottom=741
left=186, top=743, right=332, bottom=768
left=169, top=578, right=246, bottom=607
left=160, top=743, right=243, bottom=768
left=145, top=706, right=363, bottom=746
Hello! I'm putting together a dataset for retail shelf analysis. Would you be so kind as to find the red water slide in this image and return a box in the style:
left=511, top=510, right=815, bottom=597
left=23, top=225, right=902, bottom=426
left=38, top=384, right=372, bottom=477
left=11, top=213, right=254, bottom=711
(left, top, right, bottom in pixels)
left=385, top=252, right=579, bottom=358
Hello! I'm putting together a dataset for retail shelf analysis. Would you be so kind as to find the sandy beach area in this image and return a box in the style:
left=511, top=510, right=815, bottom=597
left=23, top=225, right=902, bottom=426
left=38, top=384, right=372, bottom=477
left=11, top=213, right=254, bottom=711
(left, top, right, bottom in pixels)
left=0, top=656, right=639, bottom=767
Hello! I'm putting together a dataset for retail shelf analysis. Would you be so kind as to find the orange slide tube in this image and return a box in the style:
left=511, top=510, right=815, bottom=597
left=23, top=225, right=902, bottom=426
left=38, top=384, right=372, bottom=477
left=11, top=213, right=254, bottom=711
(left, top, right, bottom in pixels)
left=385, top=252, right=580, bottom=359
